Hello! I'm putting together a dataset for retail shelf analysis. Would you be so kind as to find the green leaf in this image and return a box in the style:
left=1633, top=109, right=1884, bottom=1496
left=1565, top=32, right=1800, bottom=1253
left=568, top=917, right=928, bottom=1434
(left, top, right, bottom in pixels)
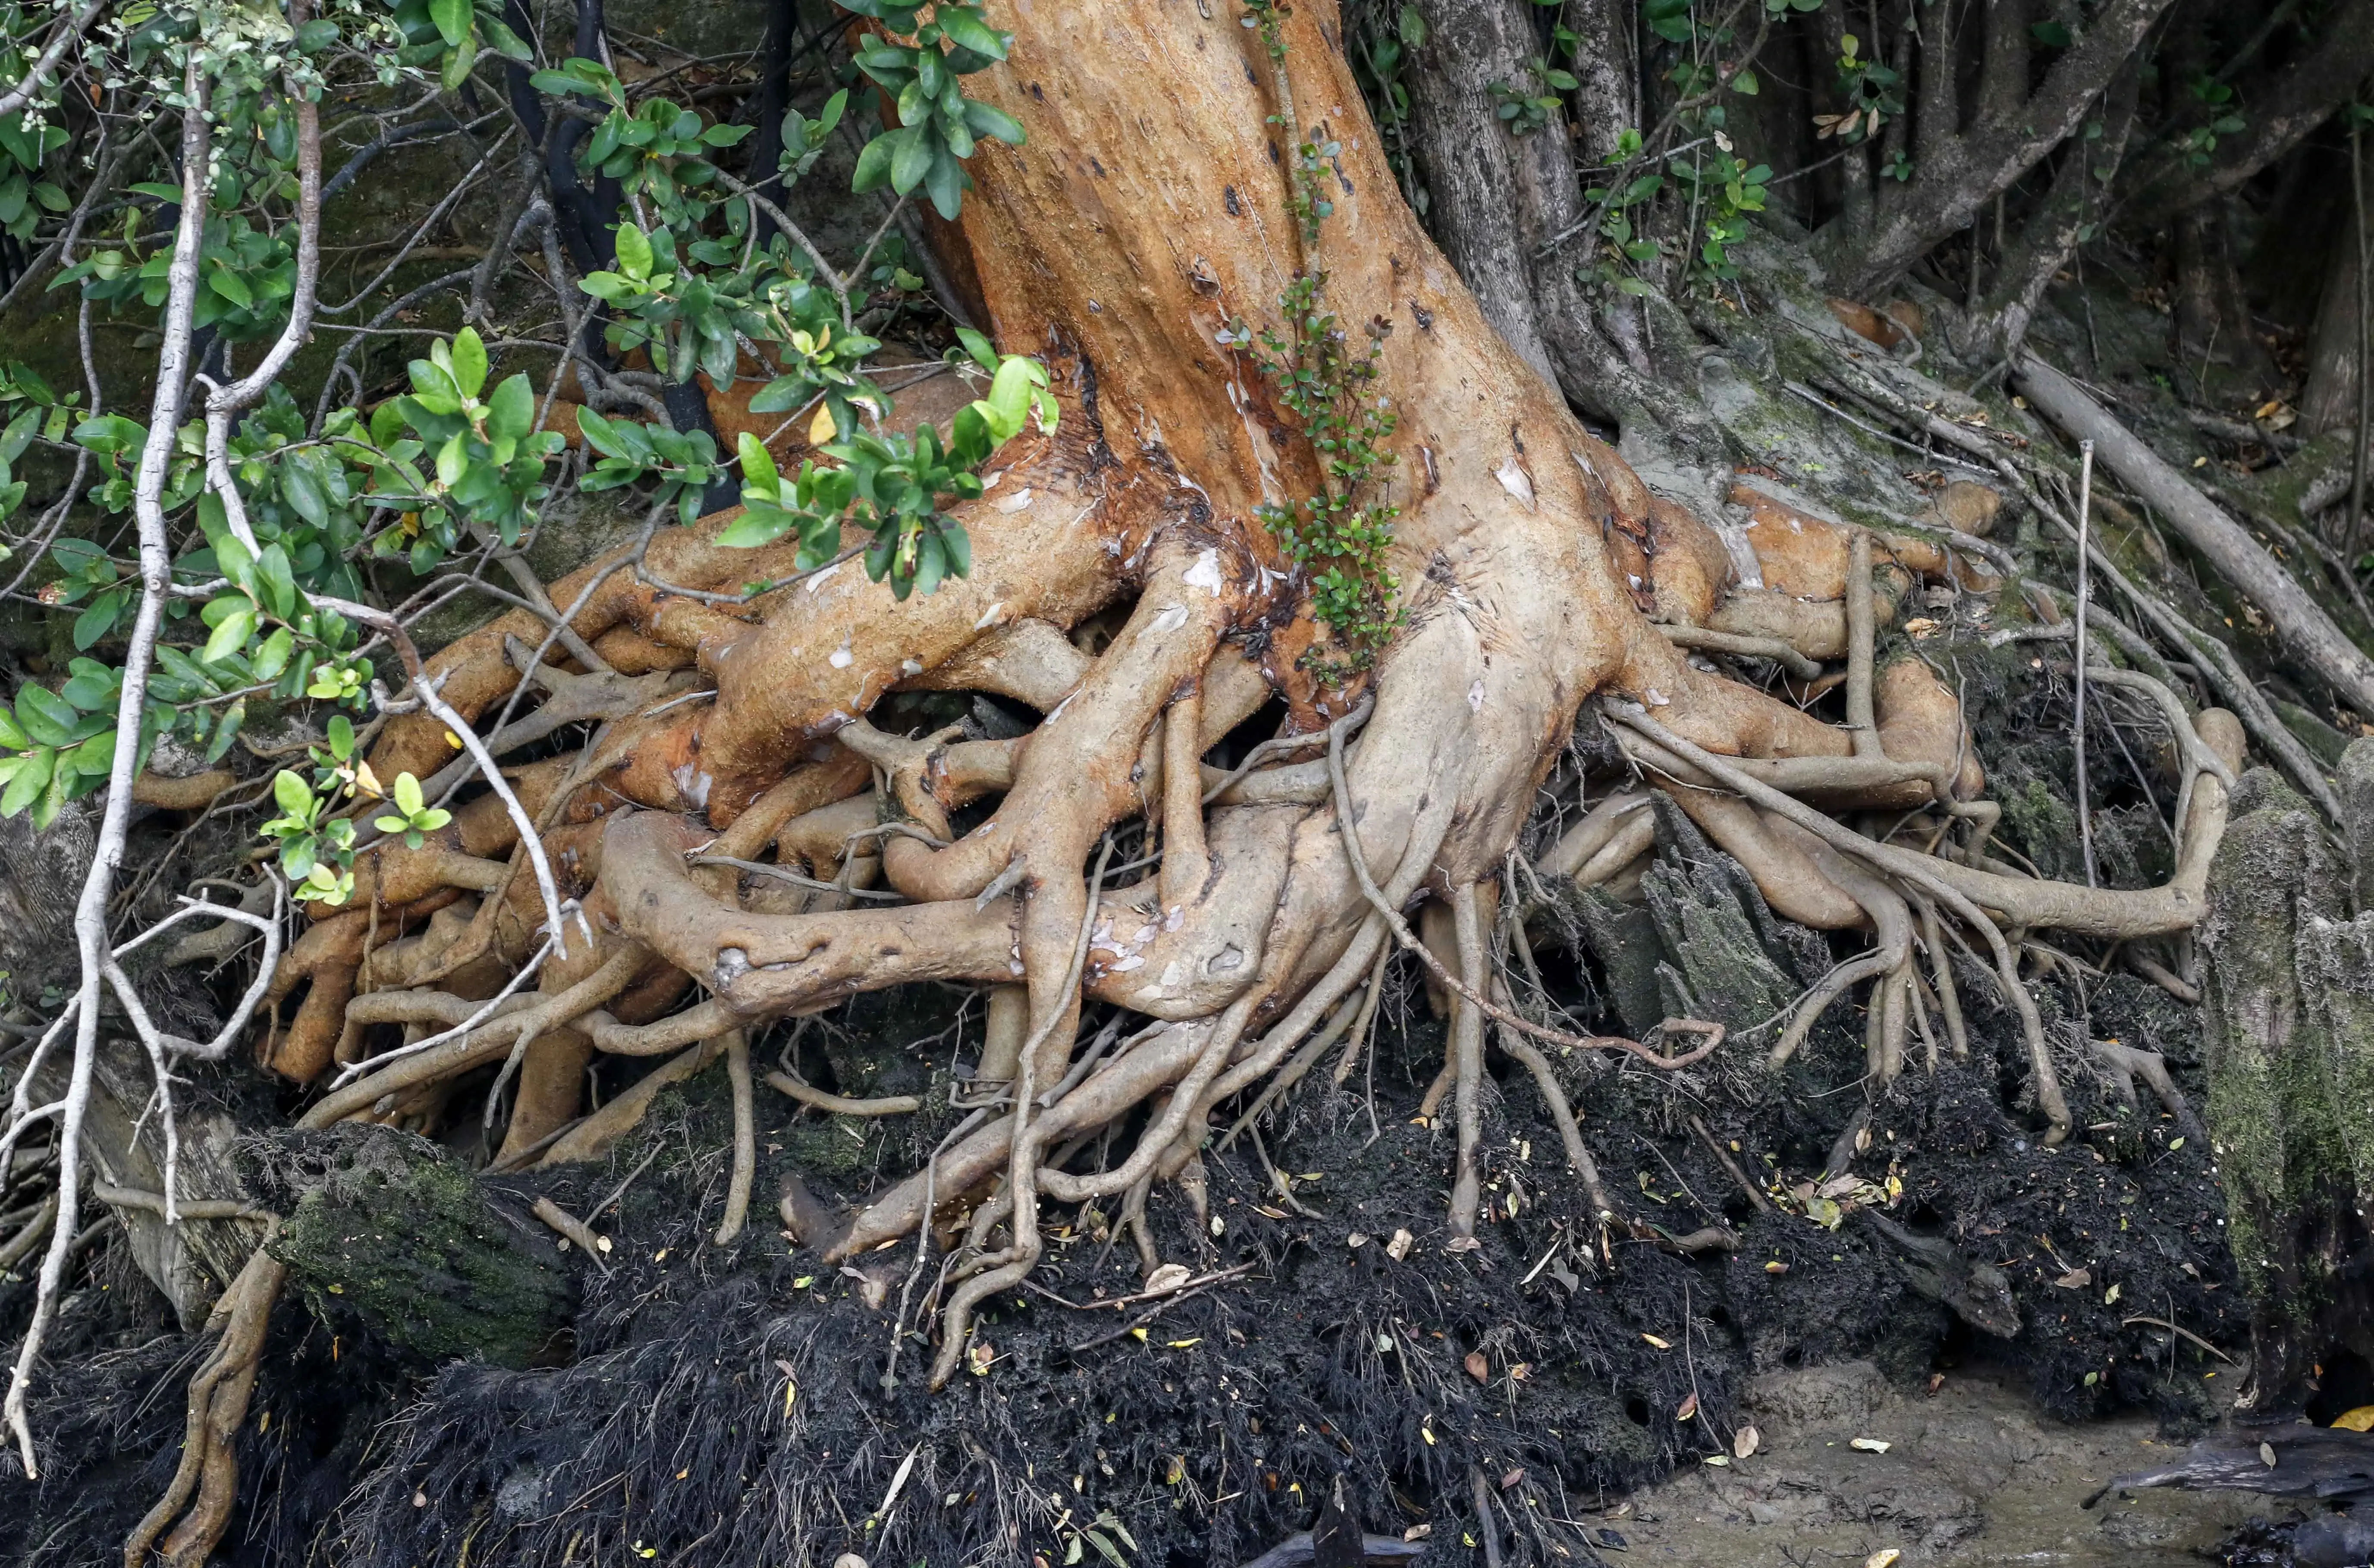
left=72, top=591, right=121, bottom=650
left=203, top=606, right=257, bottom=665
left=938, top=7, right=1009, bottom=59
left=923, top=146, right=967, bottom=219
left=0, top=746, right=51, bottom=816
left=953, top=325, right=999, bottom=372
left=0, top=705, right=25, bottom=750
left=737, top=431, right=780, bottom=492
left=273, top=768, right=314, bottom=818
left=714, top=504, right=793, bottom=548
left=16, top=685, right=78, bottom=746
left=890, top=126, right=934, bottom=195
left=67, top=726, right=115, bottom=779
left=282, top=457, right=330, bottom=527
left=207, top=264, right=254, bottom=310
left=1732, top=68, right=1759, bottom=95
left=852, top=130, right=898, bottom=193
left=960, top=99, right=1026, bottom=147
left=58, top=658, right=112, bottom=709
left=430, top=0, right=472, bottom=47
left=327, top=713, right=355, bottom=760
left=614, top=222, right=654, bottom=281
left=449, top=327, right=489, bottom=399
left=394, top=771, right=425, bottom=815
left=253, top=625, right=295, bottom=681
left=486, top=373, right=534, bottom=442
left=985, top=356, right=1036, bottom=435
left=205, top=698, right=247, bottom=763
left=0, top=408, right=36, bottom=467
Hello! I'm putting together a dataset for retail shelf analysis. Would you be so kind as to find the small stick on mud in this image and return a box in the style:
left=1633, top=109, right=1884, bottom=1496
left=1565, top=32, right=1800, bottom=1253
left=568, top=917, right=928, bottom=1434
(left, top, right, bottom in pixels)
left=1468, top=1465, right=1505, bottom=1568
left=1687, top=1115, right=1774, bottom=1215
left=531, top=1196, right=607, bottom=1265
left=2121, top=1314, right=2238, bottom=1364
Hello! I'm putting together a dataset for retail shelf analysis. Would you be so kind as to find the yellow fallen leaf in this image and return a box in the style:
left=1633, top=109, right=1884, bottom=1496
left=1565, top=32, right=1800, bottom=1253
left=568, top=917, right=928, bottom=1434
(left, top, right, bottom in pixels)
left=810, top=402, right=838, bottom=444
left=1643, top=1333, right=1672, bottom=1350
left=2333, top=1407, right=2374, bottom=1432
left=1850, top=1437, right=1890, bottom=1453
left=1865, top=1552, right=1901, bottom=1568
left=1165, top=1338, right=1201, bottom=1349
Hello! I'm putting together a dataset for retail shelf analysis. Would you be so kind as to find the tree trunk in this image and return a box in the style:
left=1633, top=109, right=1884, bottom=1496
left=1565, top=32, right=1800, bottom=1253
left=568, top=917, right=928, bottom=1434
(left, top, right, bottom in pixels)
left=1402, top=0, right=1719, bottom=445
left=1824, top=0, right=2174, bottom=296
left=1981, top=61, right=2141, bottom=354
left=2302, top=205, right=2365, bottom=437
left=1562, top=0, right=1638, bottom=167
left=2127, top=0, right=2374, bottom=218
left=2201, top=748, right=2374, bottom=1412
left=1401, top=0, right=1562, bottom=382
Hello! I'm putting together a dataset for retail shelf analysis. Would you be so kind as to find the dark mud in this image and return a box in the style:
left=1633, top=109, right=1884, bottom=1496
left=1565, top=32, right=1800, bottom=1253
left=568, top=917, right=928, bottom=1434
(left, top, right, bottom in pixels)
left=1, top=881, right=2250, bottom=1568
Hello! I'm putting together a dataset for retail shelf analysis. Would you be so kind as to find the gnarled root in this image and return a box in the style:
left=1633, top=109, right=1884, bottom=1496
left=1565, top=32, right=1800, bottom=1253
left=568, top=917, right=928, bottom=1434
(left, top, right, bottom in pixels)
left=122, top=1232, right=285, bottom=1568
left=229, top=0, right=2264, bottom=1441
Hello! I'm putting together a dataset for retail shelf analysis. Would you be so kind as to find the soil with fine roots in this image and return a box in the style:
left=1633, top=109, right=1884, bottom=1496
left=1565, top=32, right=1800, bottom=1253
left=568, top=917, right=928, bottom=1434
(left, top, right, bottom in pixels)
left=0, top=793, right=2242, bottom=1567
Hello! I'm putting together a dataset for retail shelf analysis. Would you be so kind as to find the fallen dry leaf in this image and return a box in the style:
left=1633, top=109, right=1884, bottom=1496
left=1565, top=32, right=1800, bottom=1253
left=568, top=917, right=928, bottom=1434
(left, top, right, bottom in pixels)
left=1143, top=1262, right=1191, bottom=1295
left=1850, top=1437, right=1890, bottom=1454
left=1465, top=1351, right=1489, bottom=1383
left=1865, top=1551, right=1902, bottom=1568
left=1734, top=1425, right=1760, bottom=1459
left=2053, top=1268, right=2093, bottom=1288
left=1643, top=1333, right=1672, bottom=1350
left=1385, top=1228, right=1414, bottom=1261
left=1677, top=1392, right=1699, bottom=1421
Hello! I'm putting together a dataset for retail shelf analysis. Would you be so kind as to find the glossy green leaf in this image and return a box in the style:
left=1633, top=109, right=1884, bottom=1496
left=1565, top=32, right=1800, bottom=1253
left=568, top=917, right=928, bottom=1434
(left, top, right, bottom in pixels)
left=202, top=606, right=256, bottom=665
left=0, top=746, right=51, bottom=816
left=449, top=328, right=489, bottom=399
left=16, top=685, right=78, bottom=746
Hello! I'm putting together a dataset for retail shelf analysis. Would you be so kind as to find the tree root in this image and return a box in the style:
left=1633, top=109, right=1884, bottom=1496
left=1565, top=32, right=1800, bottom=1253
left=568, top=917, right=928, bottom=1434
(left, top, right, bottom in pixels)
left=713, top=1033, right=755, bottom=1246
left=121, top=6, right=2284, bottom=1511
left=121, top=1231, right=284, bottom=1568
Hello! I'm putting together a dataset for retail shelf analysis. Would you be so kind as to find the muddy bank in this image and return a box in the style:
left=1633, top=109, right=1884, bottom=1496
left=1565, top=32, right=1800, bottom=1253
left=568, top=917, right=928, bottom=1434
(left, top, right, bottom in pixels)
left=1599, top=1357, right=2266, bottom=1566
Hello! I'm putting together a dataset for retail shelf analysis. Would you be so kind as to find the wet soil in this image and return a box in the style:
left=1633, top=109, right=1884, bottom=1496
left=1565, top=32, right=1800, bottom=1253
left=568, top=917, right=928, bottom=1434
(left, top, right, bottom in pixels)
left=1601, top=1356, right=2267, bottom=1567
